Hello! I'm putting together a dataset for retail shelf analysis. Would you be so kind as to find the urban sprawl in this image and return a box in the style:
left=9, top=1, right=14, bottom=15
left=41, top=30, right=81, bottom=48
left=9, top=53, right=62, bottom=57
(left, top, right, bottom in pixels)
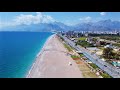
left=57, top=30, right=120, bottom=78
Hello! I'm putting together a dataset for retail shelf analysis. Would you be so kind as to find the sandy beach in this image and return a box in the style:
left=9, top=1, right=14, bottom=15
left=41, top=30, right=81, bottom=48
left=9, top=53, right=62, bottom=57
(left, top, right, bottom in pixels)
left=26, top=34, right=83, bottom=78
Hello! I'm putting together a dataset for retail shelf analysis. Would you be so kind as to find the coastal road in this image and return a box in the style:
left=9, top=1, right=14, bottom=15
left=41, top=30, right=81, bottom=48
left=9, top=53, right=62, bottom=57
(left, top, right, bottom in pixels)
left=58, top=34, right=120, bottom=78
left=27, top=34, right=83, bottom=78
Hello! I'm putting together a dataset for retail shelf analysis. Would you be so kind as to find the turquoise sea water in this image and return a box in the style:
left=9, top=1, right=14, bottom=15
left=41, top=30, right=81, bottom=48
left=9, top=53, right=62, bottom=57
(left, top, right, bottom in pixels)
left=0, top=32, right=53, bottom=78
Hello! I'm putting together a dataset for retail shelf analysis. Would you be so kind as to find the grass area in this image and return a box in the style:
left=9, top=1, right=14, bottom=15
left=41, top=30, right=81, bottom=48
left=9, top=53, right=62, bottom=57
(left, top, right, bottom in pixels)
left=98, top=47, right=104, bottom=50
left=89, top=63, right=112, bottom=78
left=83, top=72, right=98, bottom=78
left=71, top=55, right=79, bottom=60
left=100, top=36, right=120, bottom=41
left=77, top=62, right=98, bottom=78
left=78, top=37, right=86, bottom=41
left=59, top=37, right=64, bottom=41
left=63, top=43, right=73, bottom=52
left=76, top=36, right=95, bottom=47
left=76, top=40, right=94, bottom=47
left=113, top=43, right=120, bottom=47
left=100, top=72, right=112, bottom=78
left=74, top=55, right=99, bottom=78
left=79, top=53, right=84, bottom=57
left=89, top=63, right=99, bottom=69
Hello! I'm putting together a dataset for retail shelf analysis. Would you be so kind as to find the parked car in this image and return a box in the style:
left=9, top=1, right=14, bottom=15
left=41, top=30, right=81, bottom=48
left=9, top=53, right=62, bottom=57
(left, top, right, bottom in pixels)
left=104, top=65, right=107, bottom=67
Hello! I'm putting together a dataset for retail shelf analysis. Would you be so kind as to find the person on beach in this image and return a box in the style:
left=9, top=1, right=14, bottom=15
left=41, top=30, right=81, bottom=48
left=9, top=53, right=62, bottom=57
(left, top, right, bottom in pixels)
left=68, top=62, right=72, bottom=66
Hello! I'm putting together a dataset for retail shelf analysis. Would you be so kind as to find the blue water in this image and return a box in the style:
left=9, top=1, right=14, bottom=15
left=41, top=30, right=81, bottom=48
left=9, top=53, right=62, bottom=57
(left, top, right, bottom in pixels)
left=0, top=32, right=53, bottom=78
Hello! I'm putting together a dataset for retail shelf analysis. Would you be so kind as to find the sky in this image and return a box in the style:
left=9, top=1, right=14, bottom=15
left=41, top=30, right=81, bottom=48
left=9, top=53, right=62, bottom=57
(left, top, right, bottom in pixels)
left=0, top=12, right=120, bottom=28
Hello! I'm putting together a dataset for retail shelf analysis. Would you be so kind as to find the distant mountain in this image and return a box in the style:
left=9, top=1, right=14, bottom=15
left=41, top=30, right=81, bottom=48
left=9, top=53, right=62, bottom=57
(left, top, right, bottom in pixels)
left=0, top=21, right=73, bottom=32
left=74, top=20, right=120, bottom=31
left=1, top=19, right=120, bottom=32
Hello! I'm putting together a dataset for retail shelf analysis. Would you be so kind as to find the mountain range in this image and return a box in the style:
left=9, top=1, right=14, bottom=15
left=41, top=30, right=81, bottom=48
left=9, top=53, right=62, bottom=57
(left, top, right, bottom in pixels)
left=1, top=19, right=120, bottom=32
left=74, top=19, right=120, bottom=32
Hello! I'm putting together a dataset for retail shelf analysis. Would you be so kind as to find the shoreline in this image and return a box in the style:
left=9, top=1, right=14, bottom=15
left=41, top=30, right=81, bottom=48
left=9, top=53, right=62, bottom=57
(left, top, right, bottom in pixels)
left=26, top=34, right=83, bottom=78
left=26, top=34, right=55, bottom=78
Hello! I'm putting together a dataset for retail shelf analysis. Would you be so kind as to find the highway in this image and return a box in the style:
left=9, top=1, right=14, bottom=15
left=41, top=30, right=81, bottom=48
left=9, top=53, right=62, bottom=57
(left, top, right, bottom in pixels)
left=58, top=34, right=120, bottom=78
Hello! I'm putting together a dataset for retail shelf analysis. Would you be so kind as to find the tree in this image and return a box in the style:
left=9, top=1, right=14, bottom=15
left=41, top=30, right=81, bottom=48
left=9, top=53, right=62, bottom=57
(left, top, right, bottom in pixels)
left=75, top=42, right=77, bottom=46
left=103, top=47, right=114, bottom=59
left=92, top=38, right=97, bottom=43
left=114, top=52, right=120, bottom=60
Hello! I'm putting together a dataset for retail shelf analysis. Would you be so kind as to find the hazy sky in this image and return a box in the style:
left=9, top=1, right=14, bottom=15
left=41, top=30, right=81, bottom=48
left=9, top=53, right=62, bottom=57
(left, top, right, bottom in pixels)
left=0, top=12, right=120, bottom=27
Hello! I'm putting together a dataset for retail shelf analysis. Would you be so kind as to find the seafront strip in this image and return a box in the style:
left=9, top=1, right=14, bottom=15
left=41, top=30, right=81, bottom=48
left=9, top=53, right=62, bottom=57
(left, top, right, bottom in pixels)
left=26, top=34, right=55, bottom=78
left=26, top=34, right=83, bottom=78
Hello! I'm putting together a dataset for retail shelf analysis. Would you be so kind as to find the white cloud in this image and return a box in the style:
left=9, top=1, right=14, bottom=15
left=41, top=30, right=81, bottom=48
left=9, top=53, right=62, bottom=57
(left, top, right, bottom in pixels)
left=0, top=12, right=55, bottom=28
left=0, top=22, right=12, bottom=28
left=13, top=12, right=55, bottom=26
left=85, top=16, right=92, bottom=21
left=79, top=16, right=92, bottom=22
left=100, top=12, right=106, bottom=16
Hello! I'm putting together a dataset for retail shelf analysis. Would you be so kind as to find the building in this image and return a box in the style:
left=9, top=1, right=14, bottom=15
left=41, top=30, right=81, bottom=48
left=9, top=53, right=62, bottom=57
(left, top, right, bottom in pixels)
left=96, top=41, right=101, bottom=46
left=112, top=60, right=120, bottom=67
left=85, top=33, right=88, bottom=37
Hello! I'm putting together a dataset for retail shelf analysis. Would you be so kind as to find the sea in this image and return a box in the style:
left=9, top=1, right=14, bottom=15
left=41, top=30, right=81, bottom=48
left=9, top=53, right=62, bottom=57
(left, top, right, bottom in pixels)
left=0, top=31, right=53, bottom=78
